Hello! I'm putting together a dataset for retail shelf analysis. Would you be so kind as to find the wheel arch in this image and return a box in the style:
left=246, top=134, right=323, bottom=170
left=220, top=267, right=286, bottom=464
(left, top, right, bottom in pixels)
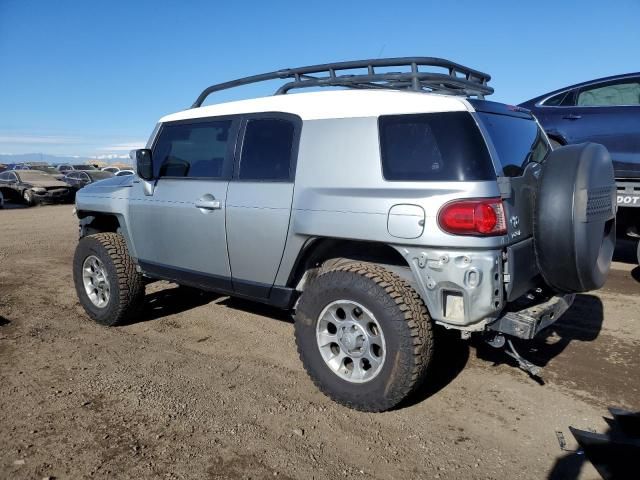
left=77, top=211, right=138, bottom=260
left=286, top=237, right=415, bottom=291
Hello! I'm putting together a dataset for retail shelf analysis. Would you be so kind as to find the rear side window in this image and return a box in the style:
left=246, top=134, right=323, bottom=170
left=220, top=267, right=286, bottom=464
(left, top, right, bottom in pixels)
left=154, top=120, right=232, bottom=178
left=238, top=118, right=295, bottom=181
left=477, top=113, right=550, bottom=177
left=577, top=80, right=640, bottom=106
left=379, top=112, right=495, bottom=181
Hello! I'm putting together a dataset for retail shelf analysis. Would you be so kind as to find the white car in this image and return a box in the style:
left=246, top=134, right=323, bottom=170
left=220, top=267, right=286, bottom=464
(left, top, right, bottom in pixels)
left=115, top=169, right=135, bottom=176
left=101, top=166, right=120, bottom=174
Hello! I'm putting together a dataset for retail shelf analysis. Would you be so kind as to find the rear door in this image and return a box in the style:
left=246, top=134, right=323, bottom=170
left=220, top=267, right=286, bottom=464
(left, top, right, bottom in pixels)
left=474, top=106, right=552, bottom=299
left=128, top=117, right=239, bottom=289
left=225, top=114, right=300, bottom=299
left=570, top=78, right=640, bottom=178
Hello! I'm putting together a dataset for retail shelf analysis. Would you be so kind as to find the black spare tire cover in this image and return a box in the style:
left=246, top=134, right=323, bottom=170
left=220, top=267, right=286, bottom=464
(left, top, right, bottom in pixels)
left=534, top=143, right=616, bottom=293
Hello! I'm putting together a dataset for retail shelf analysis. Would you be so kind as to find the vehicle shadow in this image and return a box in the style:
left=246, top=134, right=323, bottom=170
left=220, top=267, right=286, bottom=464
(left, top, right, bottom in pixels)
left=613, top=237, right=638, bottom=264
left=399, top=327, right=470, bottom=409
left=123, top=285, right=293, bottom=326
left=547, top=449, right=588, bottom=480
left=123, top=285, right=222, bottom=325
left=474, top=294, right=604, bottom=373
left=217, top=297, right=293, bottom=324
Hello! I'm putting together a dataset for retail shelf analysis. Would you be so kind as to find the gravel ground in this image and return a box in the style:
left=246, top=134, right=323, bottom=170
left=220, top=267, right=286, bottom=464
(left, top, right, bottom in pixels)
left=1, top=204, right=638, bottom=480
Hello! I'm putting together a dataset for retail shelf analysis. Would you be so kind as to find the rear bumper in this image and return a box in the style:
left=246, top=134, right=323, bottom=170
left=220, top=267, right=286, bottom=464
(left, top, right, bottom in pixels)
left=488, top=293, right=575, bottom=339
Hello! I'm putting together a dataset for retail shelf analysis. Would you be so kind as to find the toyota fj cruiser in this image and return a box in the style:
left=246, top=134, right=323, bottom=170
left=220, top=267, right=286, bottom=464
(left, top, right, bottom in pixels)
left=72, top=58, right=616, bottom=412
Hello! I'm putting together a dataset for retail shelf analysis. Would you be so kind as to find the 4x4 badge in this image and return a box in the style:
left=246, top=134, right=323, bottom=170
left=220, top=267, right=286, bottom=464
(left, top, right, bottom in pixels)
left=510, top=216, right=520, bottom=228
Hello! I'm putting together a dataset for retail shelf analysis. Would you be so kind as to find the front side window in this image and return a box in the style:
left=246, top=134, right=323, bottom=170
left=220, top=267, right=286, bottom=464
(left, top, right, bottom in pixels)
left=154, top=120, right=233, bottom=178
left=577, top=80, right=640, bottom=106
left=477, top=113, right=550, bottom=177
left=379, top=112, right=495, bottom=181
left=238, top=118, right=295, bottom=181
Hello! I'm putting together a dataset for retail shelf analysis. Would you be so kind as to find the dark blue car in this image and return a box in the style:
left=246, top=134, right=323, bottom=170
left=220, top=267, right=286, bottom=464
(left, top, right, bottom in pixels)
left=520, top=73, right=640, bottom=262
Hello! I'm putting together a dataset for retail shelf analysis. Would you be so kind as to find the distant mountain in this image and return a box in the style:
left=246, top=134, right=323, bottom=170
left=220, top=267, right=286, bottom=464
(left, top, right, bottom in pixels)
left=0, top=153, right=130, bottom=165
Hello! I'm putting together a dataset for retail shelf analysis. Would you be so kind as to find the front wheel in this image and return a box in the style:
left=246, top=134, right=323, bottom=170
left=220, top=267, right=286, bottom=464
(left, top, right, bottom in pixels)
left=295, top=263, right=433, bottom=412
left=23, top=189, right=36, bottom=207
left=73, top=233, right=145, bottom=326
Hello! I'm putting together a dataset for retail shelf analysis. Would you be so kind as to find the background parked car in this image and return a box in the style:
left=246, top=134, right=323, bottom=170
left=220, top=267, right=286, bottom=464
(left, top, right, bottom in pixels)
left=101, top=166, right=120, bottom=174
left=115, top=169, right=134, bottom=176
left=0, top=190, right=3, bottom=208
left=520, top=72, right=640, bottom=263
left=6, top=163, right=30, bottom=170
left=28, top=164, right=66, bottom=180
left=56, top=164, right=98, bottom=174
left=0, top=170, right=72, bottom=206
left=63, top=170, right=114, bottom=197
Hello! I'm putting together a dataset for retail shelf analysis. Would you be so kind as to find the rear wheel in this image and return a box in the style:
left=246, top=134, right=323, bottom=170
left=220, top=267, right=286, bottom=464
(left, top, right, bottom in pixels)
left=295, top=262, right=433, bottom=412
left=73, top=233, right=145, bottom=326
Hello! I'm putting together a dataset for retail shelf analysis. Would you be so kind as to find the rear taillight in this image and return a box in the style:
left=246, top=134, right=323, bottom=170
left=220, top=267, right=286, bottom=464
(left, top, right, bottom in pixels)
left=438, top=198, right=507, bottom=236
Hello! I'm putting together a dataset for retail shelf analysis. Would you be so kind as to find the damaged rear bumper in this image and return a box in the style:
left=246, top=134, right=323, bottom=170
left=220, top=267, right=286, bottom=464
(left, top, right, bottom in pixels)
left=488, top=293, right=575, bottom=340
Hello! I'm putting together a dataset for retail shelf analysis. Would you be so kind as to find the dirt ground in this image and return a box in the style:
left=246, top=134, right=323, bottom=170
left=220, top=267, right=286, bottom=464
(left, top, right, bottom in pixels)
left=1, top=204, right=638, bottom=480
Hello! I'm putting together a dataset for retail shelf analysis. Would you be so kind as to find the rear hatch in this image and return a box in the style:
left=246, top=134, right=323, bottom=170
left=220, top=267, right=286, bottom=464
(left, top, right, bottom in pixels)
left=470, top=100, right=552, bottom=299
left=470, top=100, right=551, bottom=244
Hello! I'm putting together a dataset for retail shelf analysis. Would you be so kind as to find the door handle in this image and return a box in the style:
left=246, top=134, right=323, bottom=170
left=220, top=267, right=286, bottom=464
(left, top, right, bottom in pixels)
left=563, top=114, right=582, bottom=120
left=195, top=197, right=221, bottom=210
left=195, top=199, right=221, bottom=210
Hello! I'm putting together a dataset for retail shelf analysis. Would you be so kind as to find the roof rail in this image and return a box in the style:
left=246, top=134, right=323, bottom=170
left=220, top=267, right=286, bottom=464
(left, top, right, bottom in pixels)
left=191, top=57, right=493, bottom=108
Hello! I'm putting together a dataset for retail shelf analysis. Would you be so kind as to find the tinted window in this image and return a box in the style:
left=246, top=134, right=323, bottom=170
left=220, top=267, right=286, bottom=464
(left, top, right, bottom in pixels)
left=59, top=165, right=71, bottom=172
left=238, top=119, right=295, bottom=181
left=477, top=113, right=550, bottom=177
left=379, top=112, right=495, bottom=181
left=0, top=172, right=8, bottom=180
left=154, top=120, right=232, bottom=178
left=578, top=80, right=640, bottom=106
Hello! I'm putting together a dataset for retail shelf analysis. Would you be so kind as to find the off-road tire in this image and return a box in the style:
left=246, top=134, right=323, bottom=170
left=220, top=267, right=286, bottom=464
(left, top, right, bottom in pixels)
left=23, top=189, right=35, bottom=207
left=73, top=233, right=144, bottom=326
left=295, top=262, right=433, bottom=412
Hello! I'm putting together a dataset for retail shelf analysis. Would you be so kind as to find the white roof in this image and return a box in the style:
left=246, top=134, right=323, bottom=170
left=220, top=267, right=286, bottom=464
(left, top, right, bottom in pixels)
left=160, top=89, right=470, bottom=123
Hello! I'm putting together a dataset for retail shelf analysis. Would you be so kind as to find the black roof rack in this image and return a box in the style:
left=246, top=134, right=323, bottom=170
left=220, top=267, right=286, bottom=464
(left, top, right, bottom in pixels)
left=191, top=57, right=493, bottom=108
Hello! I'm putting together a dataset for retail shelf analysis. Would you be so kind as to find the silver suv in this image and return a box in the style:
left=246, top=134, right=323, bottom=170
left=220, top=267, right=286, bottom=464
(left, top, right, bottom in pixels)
left=72, top=58, right=616, bottom=411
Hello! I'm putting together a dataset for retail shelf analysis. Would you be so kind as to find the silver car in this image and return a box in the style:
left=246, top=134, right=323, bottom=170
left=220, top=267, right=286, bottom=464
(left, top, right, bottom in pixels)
left=72, top=58, right=616, bottom=411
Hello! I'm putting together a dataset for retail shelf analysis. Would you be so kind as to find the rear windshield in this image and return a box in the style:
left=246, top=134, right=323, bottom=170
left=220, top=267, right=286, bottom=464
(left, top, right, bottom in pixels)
left=476, top=113, right=550, bottom=177
left=379, top=112, right=495, bottom=181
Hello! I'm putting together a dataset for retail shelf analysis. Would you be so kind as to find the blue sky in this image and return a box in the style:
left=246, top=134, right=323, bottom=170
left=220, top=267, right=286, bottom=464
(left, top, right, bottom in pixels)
left=0, top=0, right=638, bottom=158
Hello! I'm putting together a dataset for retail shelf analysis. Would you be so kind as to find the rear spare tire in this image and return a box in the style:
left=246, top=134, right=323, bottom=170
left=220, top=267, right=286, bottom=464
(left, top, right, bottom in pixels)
left=534, top=143, right=616, bottom=293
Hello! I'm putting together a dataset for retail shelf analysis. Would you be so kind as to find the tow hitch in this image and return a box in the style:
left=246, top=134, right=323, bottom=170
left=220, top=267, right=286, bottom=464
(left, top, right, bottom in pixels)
left=485, top=333, right=543, bottom=378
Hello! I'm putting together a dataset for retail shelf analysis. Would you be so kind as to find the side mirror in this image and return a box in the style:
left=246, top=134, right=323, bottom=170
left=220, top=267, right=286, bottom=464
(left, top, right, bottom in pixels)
left=131, top=149, right=153, bottom=181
